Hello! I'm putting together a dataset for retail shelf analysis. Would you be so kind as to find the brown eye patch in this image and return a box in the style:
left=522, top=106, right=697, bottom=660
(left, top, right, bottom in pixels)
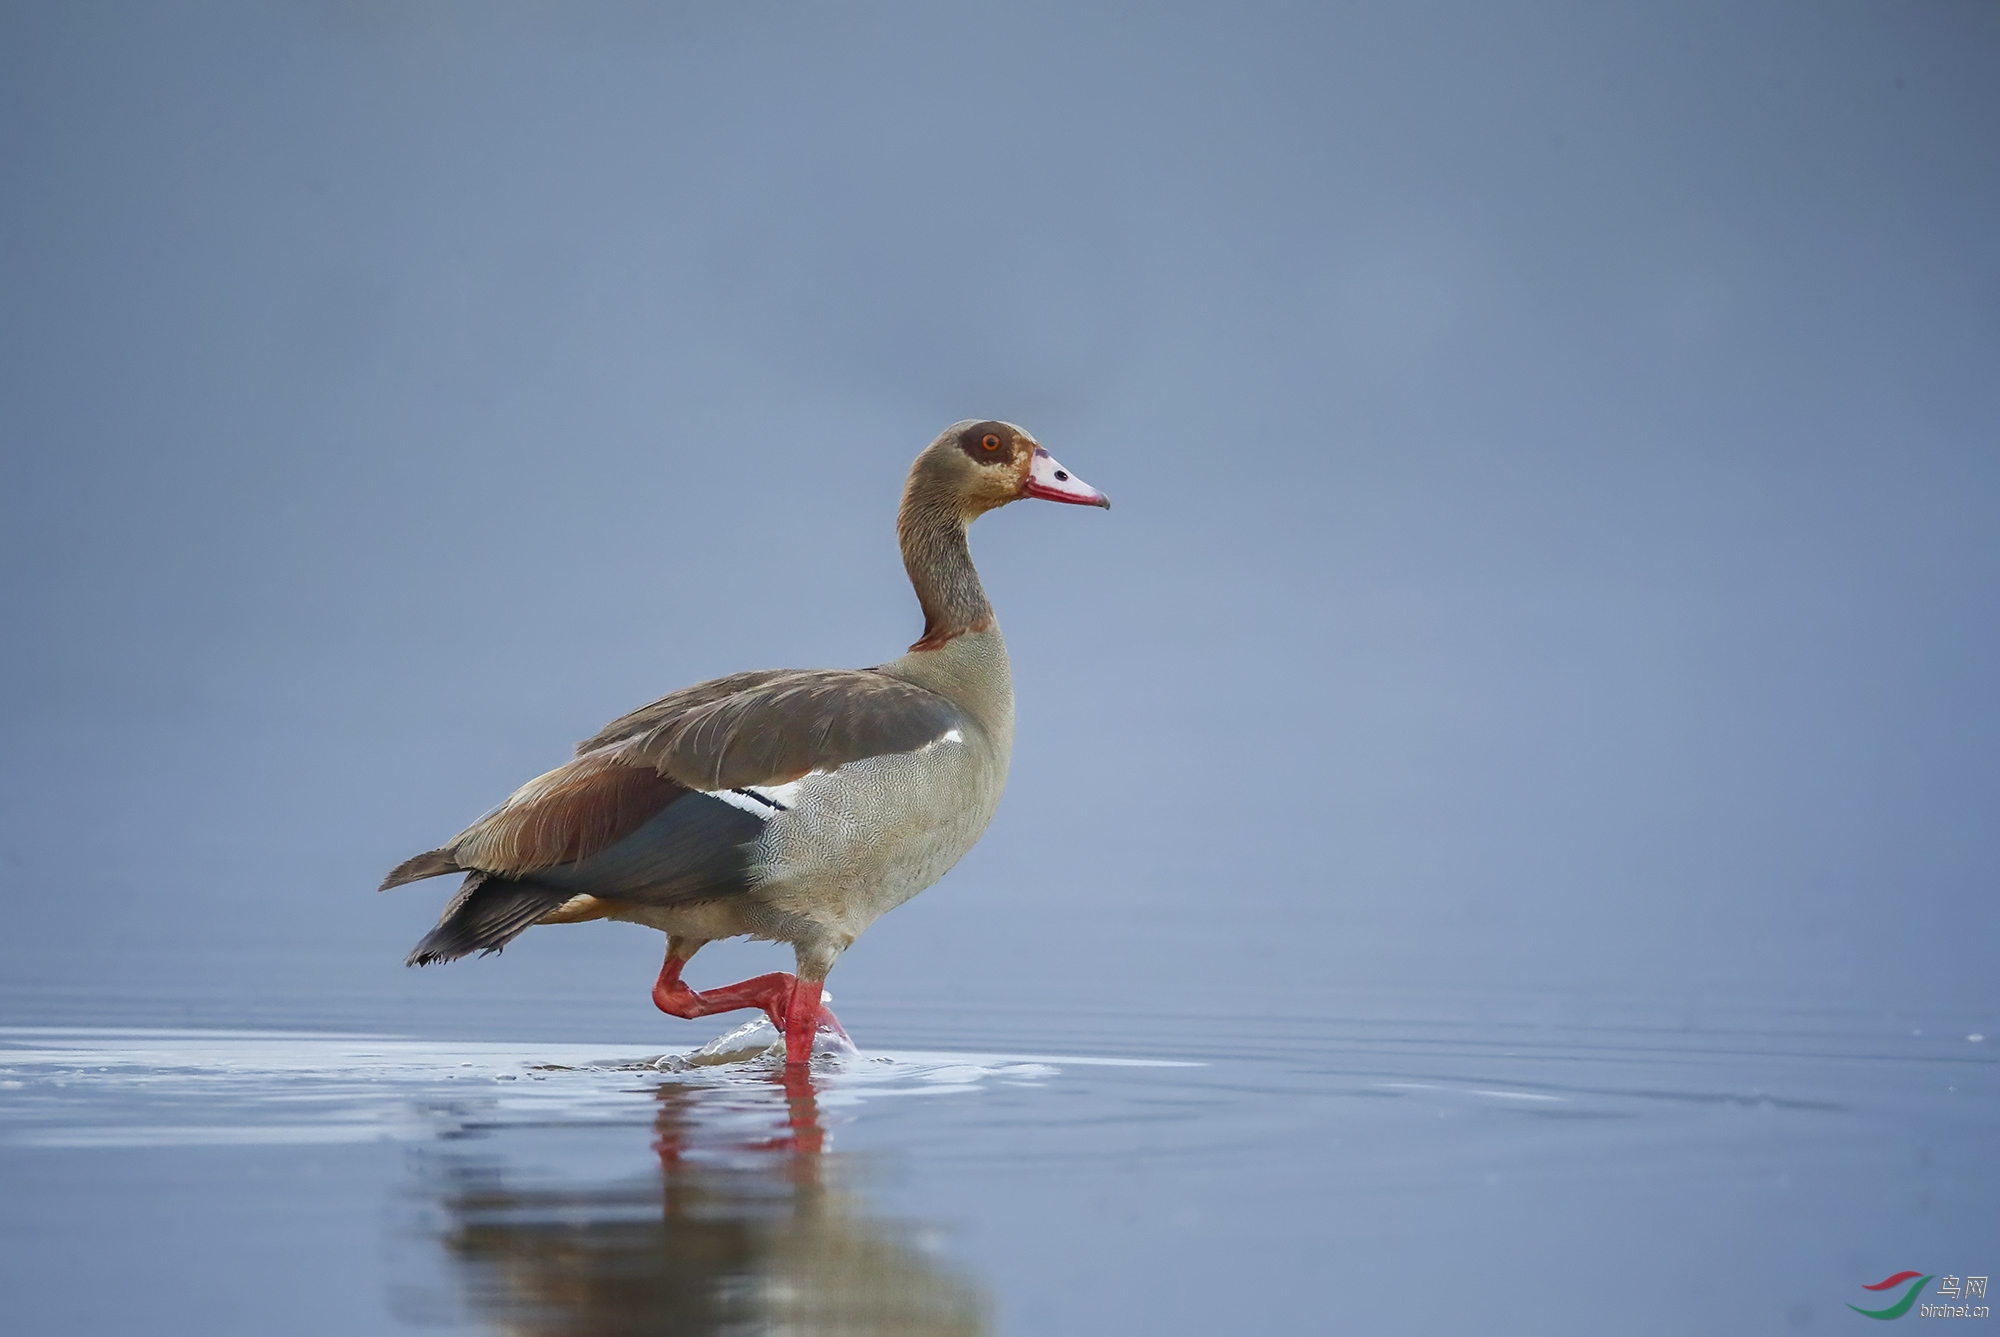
left=957, top=421, right=1015, bottom=465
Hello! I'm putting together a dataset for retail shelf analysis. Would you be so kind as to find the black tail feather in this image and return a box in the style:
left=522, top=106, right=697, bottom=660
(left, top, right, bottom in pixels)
left=405, top=873, right=572, bottom=966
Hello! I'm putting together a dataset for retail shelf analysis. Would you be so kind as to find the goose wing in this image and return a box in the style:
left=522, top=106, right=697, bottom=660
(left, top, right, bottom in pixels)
left=383, top=668, right=963, bottom=892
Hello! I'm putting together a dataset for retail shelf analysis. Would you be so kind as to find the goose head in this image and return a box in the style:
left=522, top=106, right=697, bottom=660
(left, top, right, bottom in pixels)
left=907, top=420, right=1110, bottom=518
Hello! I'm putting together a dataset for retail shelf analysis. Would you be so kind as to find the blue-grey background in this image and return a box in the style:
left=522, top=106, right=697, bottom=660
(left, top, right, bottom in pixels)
left=2, top=1, right=1995, bottom=1027
left=4, top=7, right=1998, bottom=1337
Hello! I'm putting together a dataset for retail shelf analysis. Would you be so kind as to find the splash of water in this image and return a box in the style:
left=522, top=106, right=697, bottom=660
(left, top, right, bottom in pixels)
left=656, top=993, right=860, bottom=1070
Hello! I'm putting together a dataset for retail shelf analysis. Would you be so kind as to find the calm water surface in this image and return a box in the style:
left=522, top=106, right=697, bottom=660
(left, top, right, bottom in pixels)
left=1, top=992, right=1992, bottom=1335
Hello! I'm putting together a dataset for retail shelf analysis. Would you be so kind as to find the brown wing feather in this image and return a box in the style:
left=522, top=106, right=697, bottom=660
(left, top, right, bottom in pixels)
left=379, top=847, right=463, bottom=890
left=446, top=750, right=690, bottom=879
left=616, top=670, right=964, bottom=790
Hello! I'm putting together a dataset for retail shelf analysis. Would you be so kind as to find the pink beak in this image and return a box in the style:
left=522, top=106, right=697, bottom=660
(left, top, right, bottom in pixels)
left=1021, top=447, right=1110, bottom=508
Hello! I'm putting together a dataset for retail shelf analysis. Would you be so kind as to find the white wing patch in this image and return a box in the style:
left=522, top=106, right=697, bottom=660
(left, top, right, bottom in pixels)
left=707, top=777, right=810, bottom=818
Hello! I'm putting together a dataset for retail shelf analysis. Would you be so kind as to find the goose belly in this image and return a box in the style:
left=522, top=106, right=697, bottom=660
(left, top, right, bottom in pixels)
left=740, top=732, right=1004, bottom=939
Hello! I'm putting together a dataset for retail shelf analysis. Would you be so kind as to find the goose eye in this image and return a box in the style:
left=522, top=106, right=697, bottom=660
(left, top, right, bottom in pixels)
left=981, top=434, right=1001, bottom=451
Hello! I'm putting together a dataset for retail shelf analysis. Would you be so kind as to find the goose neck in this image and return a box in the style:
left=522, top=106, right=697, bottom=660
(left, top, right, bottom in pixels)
left=898, top=496, right=994, bottom=652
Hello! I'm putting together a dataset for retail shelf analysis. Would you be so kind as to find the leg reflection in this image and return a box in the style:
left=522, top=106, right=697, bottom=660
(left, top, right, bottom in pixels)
left=431, top=1067, right=988, bottom=1335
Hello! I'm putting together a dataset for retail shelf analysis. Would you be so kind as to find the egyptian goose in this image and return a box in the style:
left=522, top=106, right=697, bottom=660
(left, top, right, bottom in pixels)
left=383, top=421, right=1108, bottom=1064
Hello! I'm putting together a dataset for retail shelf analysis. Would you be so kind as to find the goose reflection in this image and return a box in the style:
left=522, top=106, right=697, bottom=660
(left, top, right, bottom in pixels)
left=431, top=1067, right=990, bottom=1336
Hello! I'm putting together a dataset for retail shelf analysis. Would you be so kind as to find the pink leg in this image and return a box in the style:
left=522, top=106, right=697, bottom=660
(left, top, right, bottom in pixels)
left=651, top=952, right=793, bottom=1030
left=789, top=979, right=848, bottom=1059
left=650, top=949, right=846, bottom=1065
left=781, top=978, right=825, bottom=1067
